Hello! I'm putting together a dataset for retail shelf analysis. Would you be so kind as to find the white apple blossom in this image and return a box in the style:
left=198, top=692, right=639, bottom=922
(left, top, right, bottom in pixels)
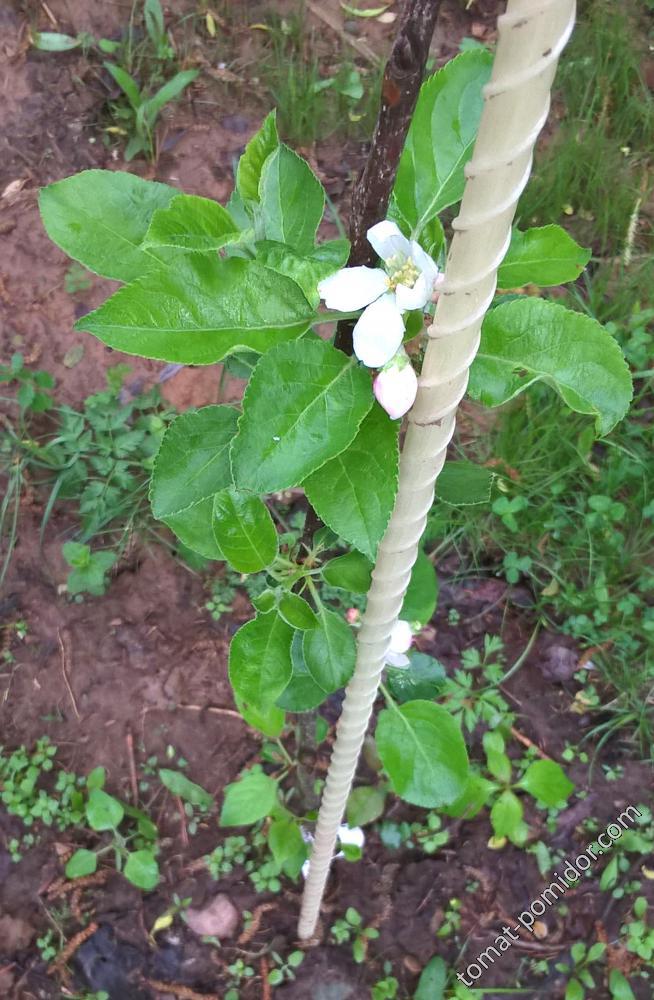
left=384, top=619, right=413, bottom=669
left=373, top=348, right=418, bottom=419
left=301, top=824, right=365, bottom=878
left=318, top=220, right=441, bottom=369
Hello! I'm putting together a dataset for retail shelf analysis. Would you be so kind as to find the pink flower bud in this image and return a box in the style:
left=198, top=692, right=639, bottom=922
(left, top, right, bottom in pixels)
left=373, top=354, right=418, bottom=419
left=345, top=608, right=360, bottom=624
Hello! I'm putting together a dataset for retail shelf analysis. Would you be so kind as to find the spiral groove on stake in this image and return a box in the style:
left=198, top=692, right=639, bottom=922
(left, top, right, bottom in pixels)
left=299, top=0, right=576, bottom=940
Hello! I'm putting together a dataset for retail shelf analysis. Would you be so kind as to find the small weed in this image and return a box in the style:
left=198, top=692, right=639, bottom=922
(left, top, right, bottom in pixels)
left=62, top=541, right=117, bottom=598
left=435, top=897, right=462, bottom=939
left=439, top=634, right=515, bottom=733
left=36, top=929, right=59, bottom=963
left=267, top=948, right=305, bottom=986
left=378, top=811, right=449, bottom=855
left=444, top=731, right=574, bottom=847
left=621, top=896, right=654, bottom=963
left=257, top=7, right=381, bottom=144
left=372, top=965, right=399, bottom=999
left=330, top=907, right=379, bottom=963
left=0, top=360, right=176, bottom=591
left=555, top=940, right=606, bottom=999
left=33, top=0, right=198, bottom=161
left=225, top=957, right=255, bottom=999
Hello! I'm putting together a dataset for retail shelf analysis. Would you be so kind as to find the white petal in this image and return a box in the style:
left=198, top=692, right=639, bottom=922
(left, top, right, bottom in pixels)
left=353, top=294, right=405, bottom=368
left=367, top=220, right=411, bottom=262
left=373, top=361, right=418, bottom=419
left=390, top=619, right=413, bottom=653
left=385, top=651, right=410, bottom=668
left=318, top=266, right=389, bottom=311
left=338, top=824, right=365, bottom=848
left=411, top=240, right=441, bottom=285
left=395, top=273, right=430, bottom=311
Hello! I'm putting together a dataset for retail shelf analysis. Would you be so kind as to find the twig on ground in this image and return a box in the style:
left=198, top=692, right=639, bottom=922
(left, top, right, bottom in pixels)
left=48, top=922, right=98, bottom=980
left=176, top=795, right=189, bottom=849
left=509, top=726, right=552, bottom=761
left=45, top=869, right=109, bottom=899
left=144, top=980, right=219, bottom=1000
left=260, top=955, right=272, bottom=1000
left=126, top=725, right=139, bottom=805
left=57, top=629, right=80, bottom=721
left=237, top=902, right=276, bottom=945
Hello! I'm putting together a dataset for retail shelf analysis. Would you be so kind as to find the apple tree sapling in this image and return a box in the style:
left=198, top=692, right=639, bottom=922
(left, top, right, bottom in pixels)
left=38, top=0, right=631, bottom=938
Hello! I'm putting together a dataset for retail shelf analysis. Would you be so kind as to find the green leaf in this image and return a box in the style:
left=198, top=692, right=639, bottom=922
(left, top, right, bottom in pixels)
left=234, top=696, right=286, bottom=738
left=346, top=786, right=386, bottom=827
left=86, top=789, right=124, bottom=831
left=322, top=551, right=373, bottom=594
left=104, top=62, right=142, bottom=110
left=232, top=338, right=372, bottom=493
left=469, top=298, right=633, bottom=436
left=65, top=849, right=98, bottom=879
left=304, top=404, right=398, bottom=560
left=123, top=804, right=158, bottom=842
left=164, top=498, right=223, bottom=560
left=276, top=632, right=327, bottom=712
left=144, top=193, right=239, bottom=251
left=435, top=460, right=494, bottom=506
left=236, top=110, right=279, bottom=203
left=441, top=771, right=496, bottom=819
left=517, top=759, right=574, bottom=806
left=76, top=255, right=314, bottom=365
left=609, top=970, right=636, bottom=1000
left=393, top=50, right=493, bottom=237
left=375, top=701, right=468, bottom=808
left=414, top=956, right=447, bottom=1000
left=259, top=145, right=325, bottom=253
left=498, top=225, right=591, bottom=288
left=86, top=767, right=106, bottom=791
left=303, top=608, right=356, bottom=694
left=212, top=488, right=278, bottom=573
left=490, top=790, right=523, bottom=839
left=220, top=770, right=278, bottom=827
left=268, top=818, right=305, bottom=866
left=565, top=979, right=584, bottom=1000
left=62, top=541, right=91, bottom=568
left=229, top=611, right=294, bottom=710
left=124, top=850, right=159, bottom=891
left=159, top=769, right=213, bottom=810
left=144, top=0, right=165, bottom=42
left=151, top=405, right=238, bottom=518
left=386, top=652, right=445, bottom=704
left=33, top=31, right=81, bottom=51
left=255, top=239, right=349, bottom=307
left=39, top=170, right=177, bottom=282
left=139, top=69, right=199, bottom=129
left=401, top=549, right=438, bottom=626
left=277, top=593, right=318, bottom=630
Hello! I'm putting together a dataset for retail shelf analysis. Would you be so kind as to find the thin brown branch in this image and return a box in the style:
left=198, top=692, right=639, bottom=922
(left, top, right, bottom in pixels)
left=298, top=0, right=441, bottom=557
left=335, top=0, right=443, bottom=354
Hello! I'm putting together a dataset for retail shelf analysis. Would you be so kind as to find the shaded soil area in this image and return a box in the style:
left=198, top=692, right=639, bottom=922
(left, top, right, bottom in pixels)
left=1, top=2, right=653, bottom=999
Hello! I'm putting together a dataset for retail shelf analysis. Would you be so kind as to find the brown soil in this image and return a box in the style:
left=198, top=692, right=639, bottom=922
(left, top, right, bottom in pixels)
left=1, top=2, right=652, bottom=999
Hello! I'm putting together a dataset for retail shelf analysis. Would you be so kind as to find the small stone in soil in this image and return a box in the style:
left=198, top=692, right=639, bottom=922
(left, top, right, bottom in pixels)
left=185, top=894, right=240, bottom=939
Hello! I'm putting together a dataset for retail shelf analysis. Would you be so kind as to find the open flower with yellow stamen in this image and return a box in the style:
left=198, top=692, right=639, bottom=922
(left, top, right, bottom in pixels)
left=318, top=220, right=441, bottom=369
